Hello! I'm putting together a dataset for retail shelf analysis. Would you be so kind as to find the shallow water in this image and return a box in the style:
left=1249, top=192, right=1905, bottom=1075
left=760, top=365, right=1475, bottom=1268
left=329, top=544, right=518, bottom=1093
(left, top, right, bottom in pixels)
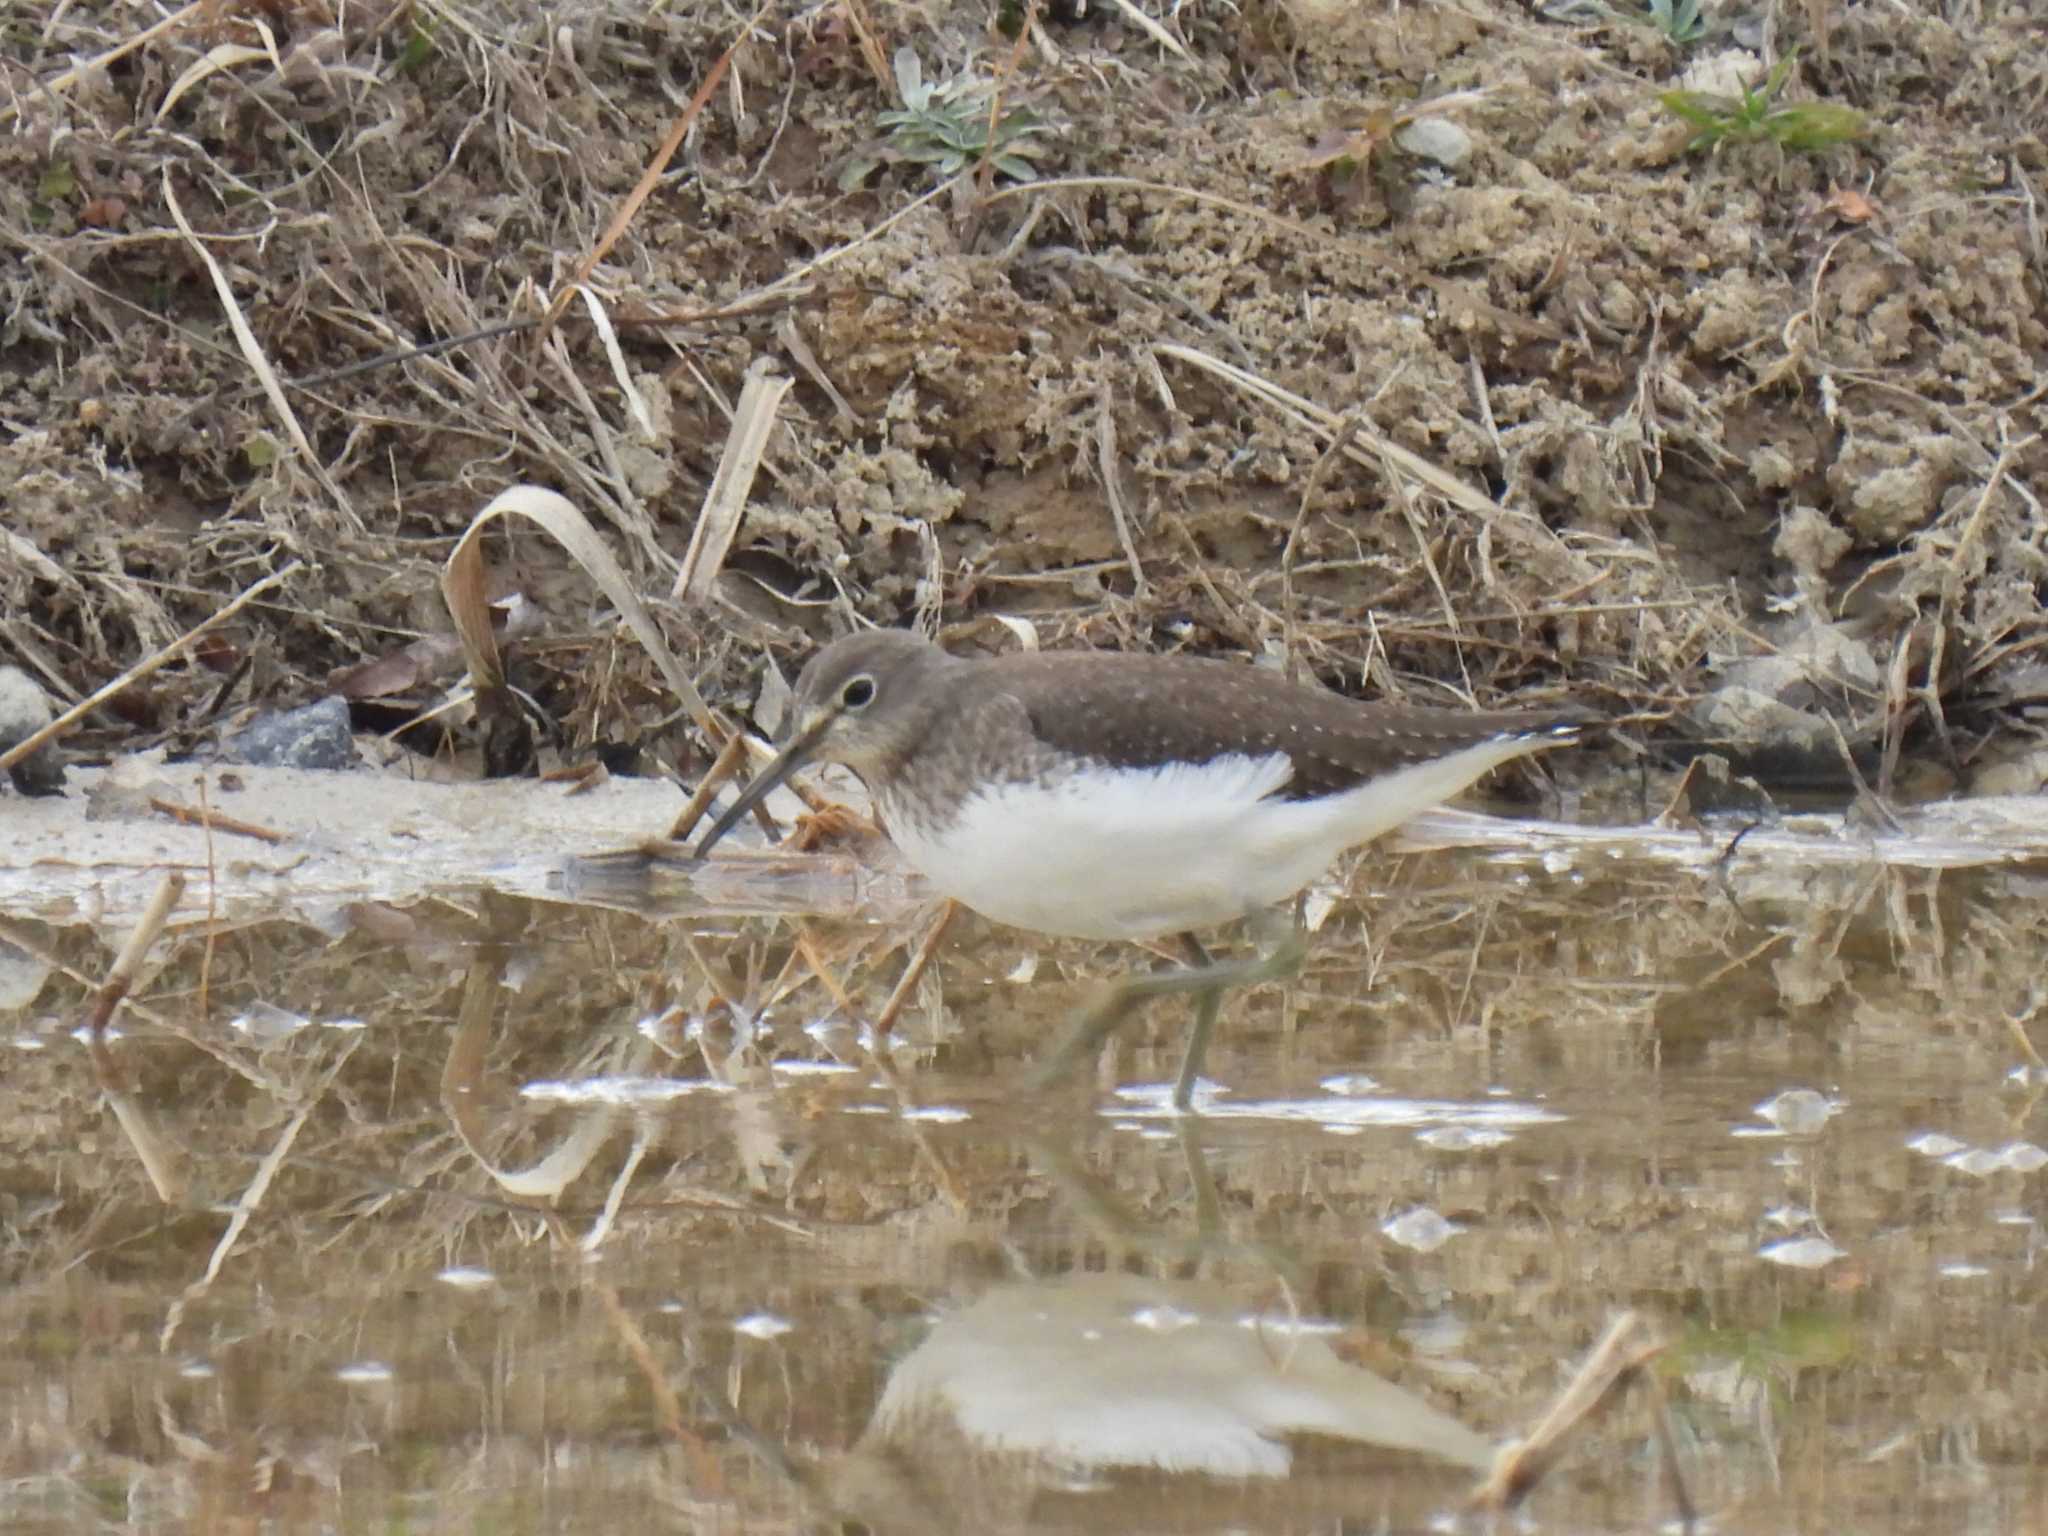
left=4, top=836, right=2045, bottom=1534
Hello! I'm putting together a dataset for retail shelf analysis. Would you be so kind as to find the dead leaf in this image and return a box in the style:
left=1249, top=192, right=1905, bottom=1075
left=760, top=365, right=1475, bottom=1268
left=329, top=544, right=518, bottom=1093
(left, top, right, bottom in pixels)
left=1820, top=185, right=1879, bottom=223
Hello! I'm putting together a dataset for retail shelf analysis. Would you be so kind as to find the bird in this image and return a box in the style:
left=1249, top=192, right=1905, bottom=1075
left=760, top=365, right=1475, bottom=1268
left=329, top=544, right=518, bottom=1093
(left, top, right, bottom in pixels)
left=692, top=629, right=1589, bottom=1107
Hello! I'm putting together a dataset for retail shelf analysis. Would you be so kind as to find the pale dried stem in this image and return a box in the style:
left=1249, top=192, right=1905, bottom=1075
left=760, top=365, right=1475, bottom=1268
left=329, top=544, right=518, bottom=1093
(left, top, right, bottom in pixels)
left=873, top=901, right=959, bottom=1037
left=1470, top=1310, right=1667, bottom=1511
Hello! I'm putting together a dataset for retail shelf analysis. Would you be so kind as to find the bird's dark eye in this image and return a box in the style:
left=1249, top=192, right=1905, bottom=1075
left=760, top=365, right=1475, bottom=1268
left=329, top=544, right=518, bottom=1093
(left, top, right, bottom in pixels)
left=840, top=675, right=876, bottom=710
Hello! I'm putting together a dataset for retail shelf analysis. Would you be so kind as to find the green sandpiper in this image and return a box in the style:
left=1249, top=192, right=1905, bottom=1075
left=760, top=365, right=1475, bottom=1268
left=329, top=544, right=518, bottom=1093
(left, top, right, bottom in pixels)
left=694, top=630, right=1589, bottom=1107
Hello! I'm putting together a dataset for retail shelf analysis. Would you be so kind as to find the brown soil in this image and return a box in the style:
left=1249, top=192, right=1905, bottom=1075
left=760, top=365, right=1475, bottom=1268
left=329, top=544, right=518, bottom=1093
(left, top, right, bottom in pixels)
left=3, top=0, right=2045, bottom=796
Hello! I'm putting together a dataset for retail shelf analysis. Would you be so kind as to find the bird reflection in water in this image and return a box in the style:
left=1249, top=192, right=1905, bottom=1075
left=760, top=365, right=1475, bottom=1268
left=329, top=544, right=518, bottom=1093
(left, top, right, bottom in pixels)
left=816, top=1272, right=1493, bottom=1534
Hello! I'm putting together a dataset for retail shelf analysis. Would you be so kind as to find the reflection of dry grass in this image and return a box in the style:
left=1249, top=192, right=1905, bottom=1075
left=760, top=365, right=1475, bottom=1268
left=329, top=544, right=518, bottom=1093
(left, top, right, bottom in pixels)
left=4, top=835, right=2048, bottom=1531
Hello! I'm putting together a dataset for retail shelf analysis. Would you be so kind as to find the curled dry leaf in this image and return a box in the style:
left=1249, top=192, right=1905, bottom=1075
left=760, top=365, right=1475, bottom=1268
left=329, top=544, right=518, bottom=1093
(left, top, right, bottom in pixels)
left=1819, top=184, right=1879, bottom=223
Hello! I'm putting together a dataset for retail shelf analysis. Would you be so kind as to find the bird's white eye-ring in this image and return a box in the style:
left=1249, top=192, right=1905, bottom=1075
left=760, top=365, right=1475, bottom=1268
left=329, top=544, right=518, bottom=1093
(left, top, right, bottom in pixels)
left=840, top=675, right=877, bottom=710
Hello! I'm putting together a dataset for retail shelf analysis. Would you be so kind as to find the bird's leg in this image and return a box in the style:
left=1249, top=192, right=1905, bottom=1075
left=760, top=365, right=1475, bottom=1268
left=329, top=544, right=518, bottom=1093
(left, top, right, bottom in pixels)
left=1168, top=919, right=1309, bottom=1109
left=1025, top=916, right=1310, bottom=1110
left=1173, top=934, right=1222, bottom=1112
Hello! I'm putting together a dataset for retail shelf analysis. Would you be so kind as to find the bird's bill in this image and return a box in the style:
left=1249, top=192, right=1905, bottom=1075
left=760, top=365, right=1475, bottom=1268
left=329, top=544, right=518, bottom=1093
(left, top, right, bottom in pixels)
left=691, top=714, right=830, bottom=859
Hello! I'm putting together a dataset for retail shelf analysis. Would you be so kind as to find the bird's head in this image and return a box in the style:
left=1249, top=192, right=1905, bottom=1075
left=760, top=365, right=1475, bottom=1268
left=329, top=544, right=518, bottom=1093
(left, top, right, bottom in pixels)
left=692, top=630, right=956, bottom=857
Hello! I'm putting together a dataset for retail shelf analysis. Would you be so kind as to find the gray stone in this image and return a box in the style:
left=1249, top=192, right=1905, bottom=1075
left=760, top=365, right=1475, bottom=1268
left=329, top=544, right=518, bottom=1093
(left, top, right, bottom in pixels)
left=0, top=665, right=65, bottom=796
left=225, top=695, right=360, bottom=771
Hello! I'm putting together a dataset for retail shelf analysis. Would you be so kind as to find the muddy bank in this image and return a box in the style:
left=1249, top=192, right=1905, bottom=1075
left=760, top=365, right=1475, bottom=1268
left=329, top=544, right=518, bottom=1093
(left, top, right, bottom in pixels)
left=2, top=0, right=2043, bottom=798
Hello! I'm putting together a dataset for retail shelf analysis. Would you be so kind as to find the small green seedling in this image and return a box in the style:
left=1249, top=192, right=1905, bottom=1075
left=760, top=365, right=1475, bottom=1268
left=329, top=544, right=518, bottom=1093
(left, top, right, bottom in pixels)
left=1660, top=51, right=1867, bottom=154
left=1639, top=0, right=1708, bottom=44
left=1542, top=0, right=1709, bottom=44
left=839, top=47, right=1052, bottom=189
left=396, top=22, right=437, bottom=73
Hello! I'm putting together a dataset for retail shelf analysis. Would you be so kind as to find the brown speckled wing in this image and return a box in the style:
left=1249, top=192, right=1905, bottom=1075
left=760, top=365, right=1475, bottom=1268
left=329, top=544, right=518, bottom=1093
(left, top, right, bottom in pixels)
left=977, top=650, right=1587, bottom=800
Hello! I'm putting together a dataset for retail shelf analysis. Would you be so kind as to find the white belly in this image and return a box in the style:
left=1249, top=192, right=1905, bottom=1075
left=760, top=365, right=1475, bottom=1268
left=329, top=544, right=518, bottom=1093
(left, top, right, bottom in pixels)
left=879, top=739, right=1537, bottom=942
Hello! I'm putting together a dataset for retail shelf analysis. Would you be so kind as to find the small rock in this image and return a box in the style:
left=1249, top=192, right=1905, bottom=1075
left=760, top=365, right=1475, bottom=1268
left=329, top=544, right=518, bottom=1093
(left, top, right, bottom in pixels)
left=1692, top=687, right=1832, bottom=757
left=1718, top=621, right=1884, bottom=711
left=0, top=940, right=53, bottom=1011
left=0, top=666, right=66, bottom=796
left=224, top=695, right=359, bottom=771
left=1395, top=117, right=1473, bottom=170
left=1689, top=620, right=1885, bottom=779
